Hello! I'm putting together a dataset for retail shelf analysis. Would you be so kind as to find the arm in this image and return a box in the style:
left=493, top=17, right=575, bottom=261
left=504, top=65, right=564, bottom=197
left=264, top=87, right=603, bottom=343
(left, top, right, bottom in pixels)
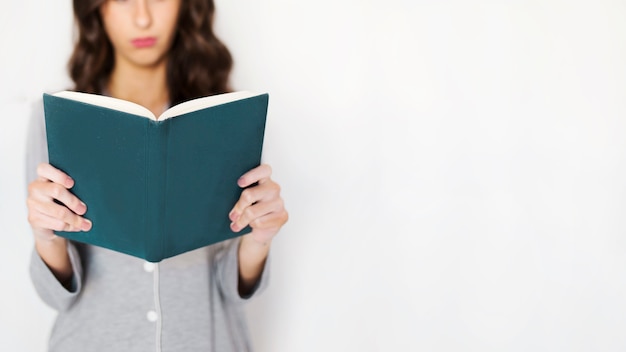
left=229, top=164, right=288, bottom=297
left=26, top=104, right=90, bottom=309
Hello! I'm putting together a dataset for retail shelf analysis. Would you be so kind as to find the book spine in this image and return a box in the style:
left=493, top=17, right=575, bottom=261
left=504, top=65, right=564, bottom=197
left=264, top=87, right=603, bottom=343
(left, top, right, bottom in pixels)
left=145, top=120, right=170, bottom=262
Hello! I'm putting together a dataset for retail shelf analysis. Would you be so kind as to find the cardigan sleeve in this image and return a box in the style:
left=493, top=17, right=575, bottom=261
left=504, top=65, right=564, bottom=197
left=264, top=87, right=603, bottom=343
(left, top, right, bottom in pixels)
left=213, top=237, right=271, bottom=304
left=29, top=242, right=84, bottom=311
left=26, top=100, right=85, bottom=311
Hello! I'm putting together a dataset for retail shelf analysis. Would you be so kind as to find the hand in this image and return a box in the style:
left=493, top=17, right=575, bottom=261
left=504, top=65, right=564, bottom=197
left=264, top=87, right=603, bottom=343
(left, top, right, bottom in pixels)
left=27, top=163, right=92, bottom=243
left=228, top=164, right=288, bottom=245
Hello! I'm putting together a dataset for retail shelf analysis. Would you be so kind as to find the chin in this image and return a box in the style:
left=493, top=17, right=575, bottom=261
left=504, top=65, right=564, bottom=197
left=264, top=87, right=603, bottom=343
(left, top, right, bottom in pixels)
left=131, top=55, right=168, bottom=68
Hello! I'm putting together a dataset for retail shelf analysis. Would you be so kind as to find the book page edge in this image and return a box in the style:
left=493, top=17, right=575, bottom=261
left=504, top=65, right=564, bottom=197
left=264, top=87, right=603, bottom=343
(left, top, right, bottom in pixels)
left=52, top=91, right=156, bottom=120
left=158, top=91, right=264, bottom=120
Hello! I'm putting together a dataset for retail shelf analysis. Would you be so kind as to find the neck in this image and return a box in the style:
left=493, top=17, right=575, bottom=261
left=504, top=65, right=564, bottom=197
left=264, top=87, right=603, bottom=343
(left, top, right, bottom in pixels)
left=107, top=59, right=170, bottom=118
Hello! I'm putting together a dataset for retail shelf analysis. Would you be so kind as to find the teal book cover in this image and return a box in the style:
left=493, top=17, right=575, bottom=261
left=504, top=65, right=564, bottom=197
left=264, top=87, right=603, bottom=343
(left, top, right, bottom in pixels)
left=43, top=91, right=268, bottom=262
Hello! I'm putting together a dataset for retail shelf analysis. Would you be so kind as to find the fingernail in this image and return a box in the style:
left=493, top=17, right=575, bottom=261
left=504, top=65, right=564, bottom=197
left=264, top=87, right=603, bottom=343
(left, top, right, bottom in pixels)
left=230, top=222, right=239, bottom=232
left=82, top=219, right=92, bottom=231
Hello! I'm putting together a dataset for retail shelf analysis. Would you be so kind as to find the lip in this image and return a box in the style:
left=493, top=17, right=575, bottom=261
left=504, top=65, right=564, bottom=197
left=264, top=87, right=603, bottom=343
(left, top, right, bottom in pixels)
left=131, top=37, right=157, bottom=48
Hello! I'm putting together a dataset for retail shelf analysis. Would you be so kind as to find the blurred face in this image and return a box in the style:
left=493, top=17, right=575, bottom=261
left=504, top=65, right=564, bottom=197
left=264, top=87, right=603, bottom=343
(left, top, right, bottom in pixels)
left=100, top=0, right=182, bottom=69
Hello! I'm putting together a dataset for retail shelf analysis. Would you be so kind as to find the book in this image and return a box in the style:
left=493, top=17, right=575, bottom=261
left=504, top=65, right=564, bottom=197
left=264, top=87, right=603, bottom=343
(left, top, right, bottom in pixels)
left=43, top=91, right=268, bottom=262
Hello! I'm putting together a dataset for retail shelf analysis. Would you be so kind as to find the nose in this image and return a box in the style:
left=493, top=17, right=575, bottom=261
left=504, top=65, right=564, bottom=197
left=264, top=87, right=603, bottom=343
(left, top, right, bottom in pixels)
left=134, top=0, right=152, bottom=29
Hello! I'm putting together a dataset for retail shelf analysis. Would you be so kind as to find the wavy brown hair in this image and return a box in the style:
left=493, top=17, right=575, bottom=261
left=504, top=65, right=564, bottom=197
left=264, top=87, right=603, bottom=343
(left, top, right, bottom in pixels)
left=69, top=0, right=233, bottom=105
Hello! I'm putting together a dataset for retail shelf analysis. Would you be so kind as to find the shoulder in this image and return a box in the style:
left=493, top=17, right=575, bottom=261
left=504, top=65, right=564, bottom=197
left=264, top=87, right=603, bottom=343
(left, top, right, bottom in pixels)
left=27, top=89, right=65, bottom=133
left=26, top=88, right=71, bottom=144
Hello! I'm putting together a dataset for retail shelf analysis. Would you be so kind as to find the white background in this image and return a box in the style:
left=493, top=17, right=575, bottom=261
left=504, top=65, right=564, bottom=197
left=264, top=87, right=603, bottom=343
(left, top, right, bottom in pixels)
left=2, top=0, right=626, bottom=351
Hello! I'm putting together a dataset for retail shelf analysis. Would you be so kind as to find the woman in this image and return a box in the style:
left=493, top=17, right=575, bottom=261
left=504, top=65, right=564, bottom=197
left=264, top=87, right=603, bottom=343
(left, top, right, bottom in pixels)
left=26, top=0, right=288, bottom=351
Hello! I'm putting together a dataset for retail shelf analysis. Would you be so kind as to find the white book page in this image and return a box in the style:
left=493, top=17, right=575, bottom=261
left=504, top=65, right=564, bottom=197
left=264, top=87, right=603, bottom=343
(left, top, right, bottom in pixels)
left=159, top=91, right=260, bottom=120
left=54, top=91, right=156, bottom=119
left=53, top=90, right=261, bottom=121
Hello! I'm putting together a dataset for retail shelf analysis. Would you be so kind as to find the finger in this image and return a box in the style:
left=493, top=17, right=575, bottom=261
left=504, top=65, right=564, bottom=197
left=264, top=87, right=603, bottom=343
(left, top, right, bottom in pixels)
left=27, top=179, right=90, bottom=230
left=36, top=163, right=74, bottom=189
left=237, top=164, right=272, bottom=188
left=33, top=197, right=92, bottom=232
left=231, top=197, right=284, bottom=233
left=229, top=181, right=281, bottom=221
left=249, top=208, right=289, bottom=231
left=34, top=181, right=88, bottom=216
left=242, top=210, right=289, bottom=245
left=28, top=209, right=83, bottom=232
left=57, top=187, right=87, bottom=216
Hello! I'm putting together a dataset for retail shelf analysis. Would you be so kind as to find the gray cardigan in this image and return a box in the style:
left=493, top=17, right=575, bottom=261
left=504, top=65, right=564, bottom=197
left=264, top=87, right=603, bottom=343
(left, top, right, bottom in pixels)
left=27, top=101, right=269, bottom=352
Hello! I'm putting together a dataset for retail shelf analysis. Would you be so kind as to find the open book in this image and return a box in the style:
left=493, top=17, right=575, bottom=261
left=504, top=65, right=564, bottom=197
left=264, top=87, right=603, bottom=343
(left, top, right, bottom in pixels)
left=43, top=91, right=269, bottom=262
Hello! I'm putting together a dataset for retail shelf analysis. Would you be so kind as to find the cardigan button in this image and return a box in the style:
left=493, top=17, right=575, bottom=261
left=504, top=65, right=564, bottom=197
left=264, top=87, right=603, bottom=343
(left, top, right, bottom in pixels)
left=147, top=310, right=158, bottom=322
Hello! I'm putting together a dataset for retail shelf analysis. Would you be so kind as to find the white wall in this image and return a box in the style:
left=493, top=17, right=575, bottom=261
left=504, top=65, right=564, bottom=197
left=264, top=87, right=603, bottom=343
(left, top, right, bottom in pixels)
left=2, top=0, right=626, bottom=351
left=0, top=1, right=74, bottom=351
